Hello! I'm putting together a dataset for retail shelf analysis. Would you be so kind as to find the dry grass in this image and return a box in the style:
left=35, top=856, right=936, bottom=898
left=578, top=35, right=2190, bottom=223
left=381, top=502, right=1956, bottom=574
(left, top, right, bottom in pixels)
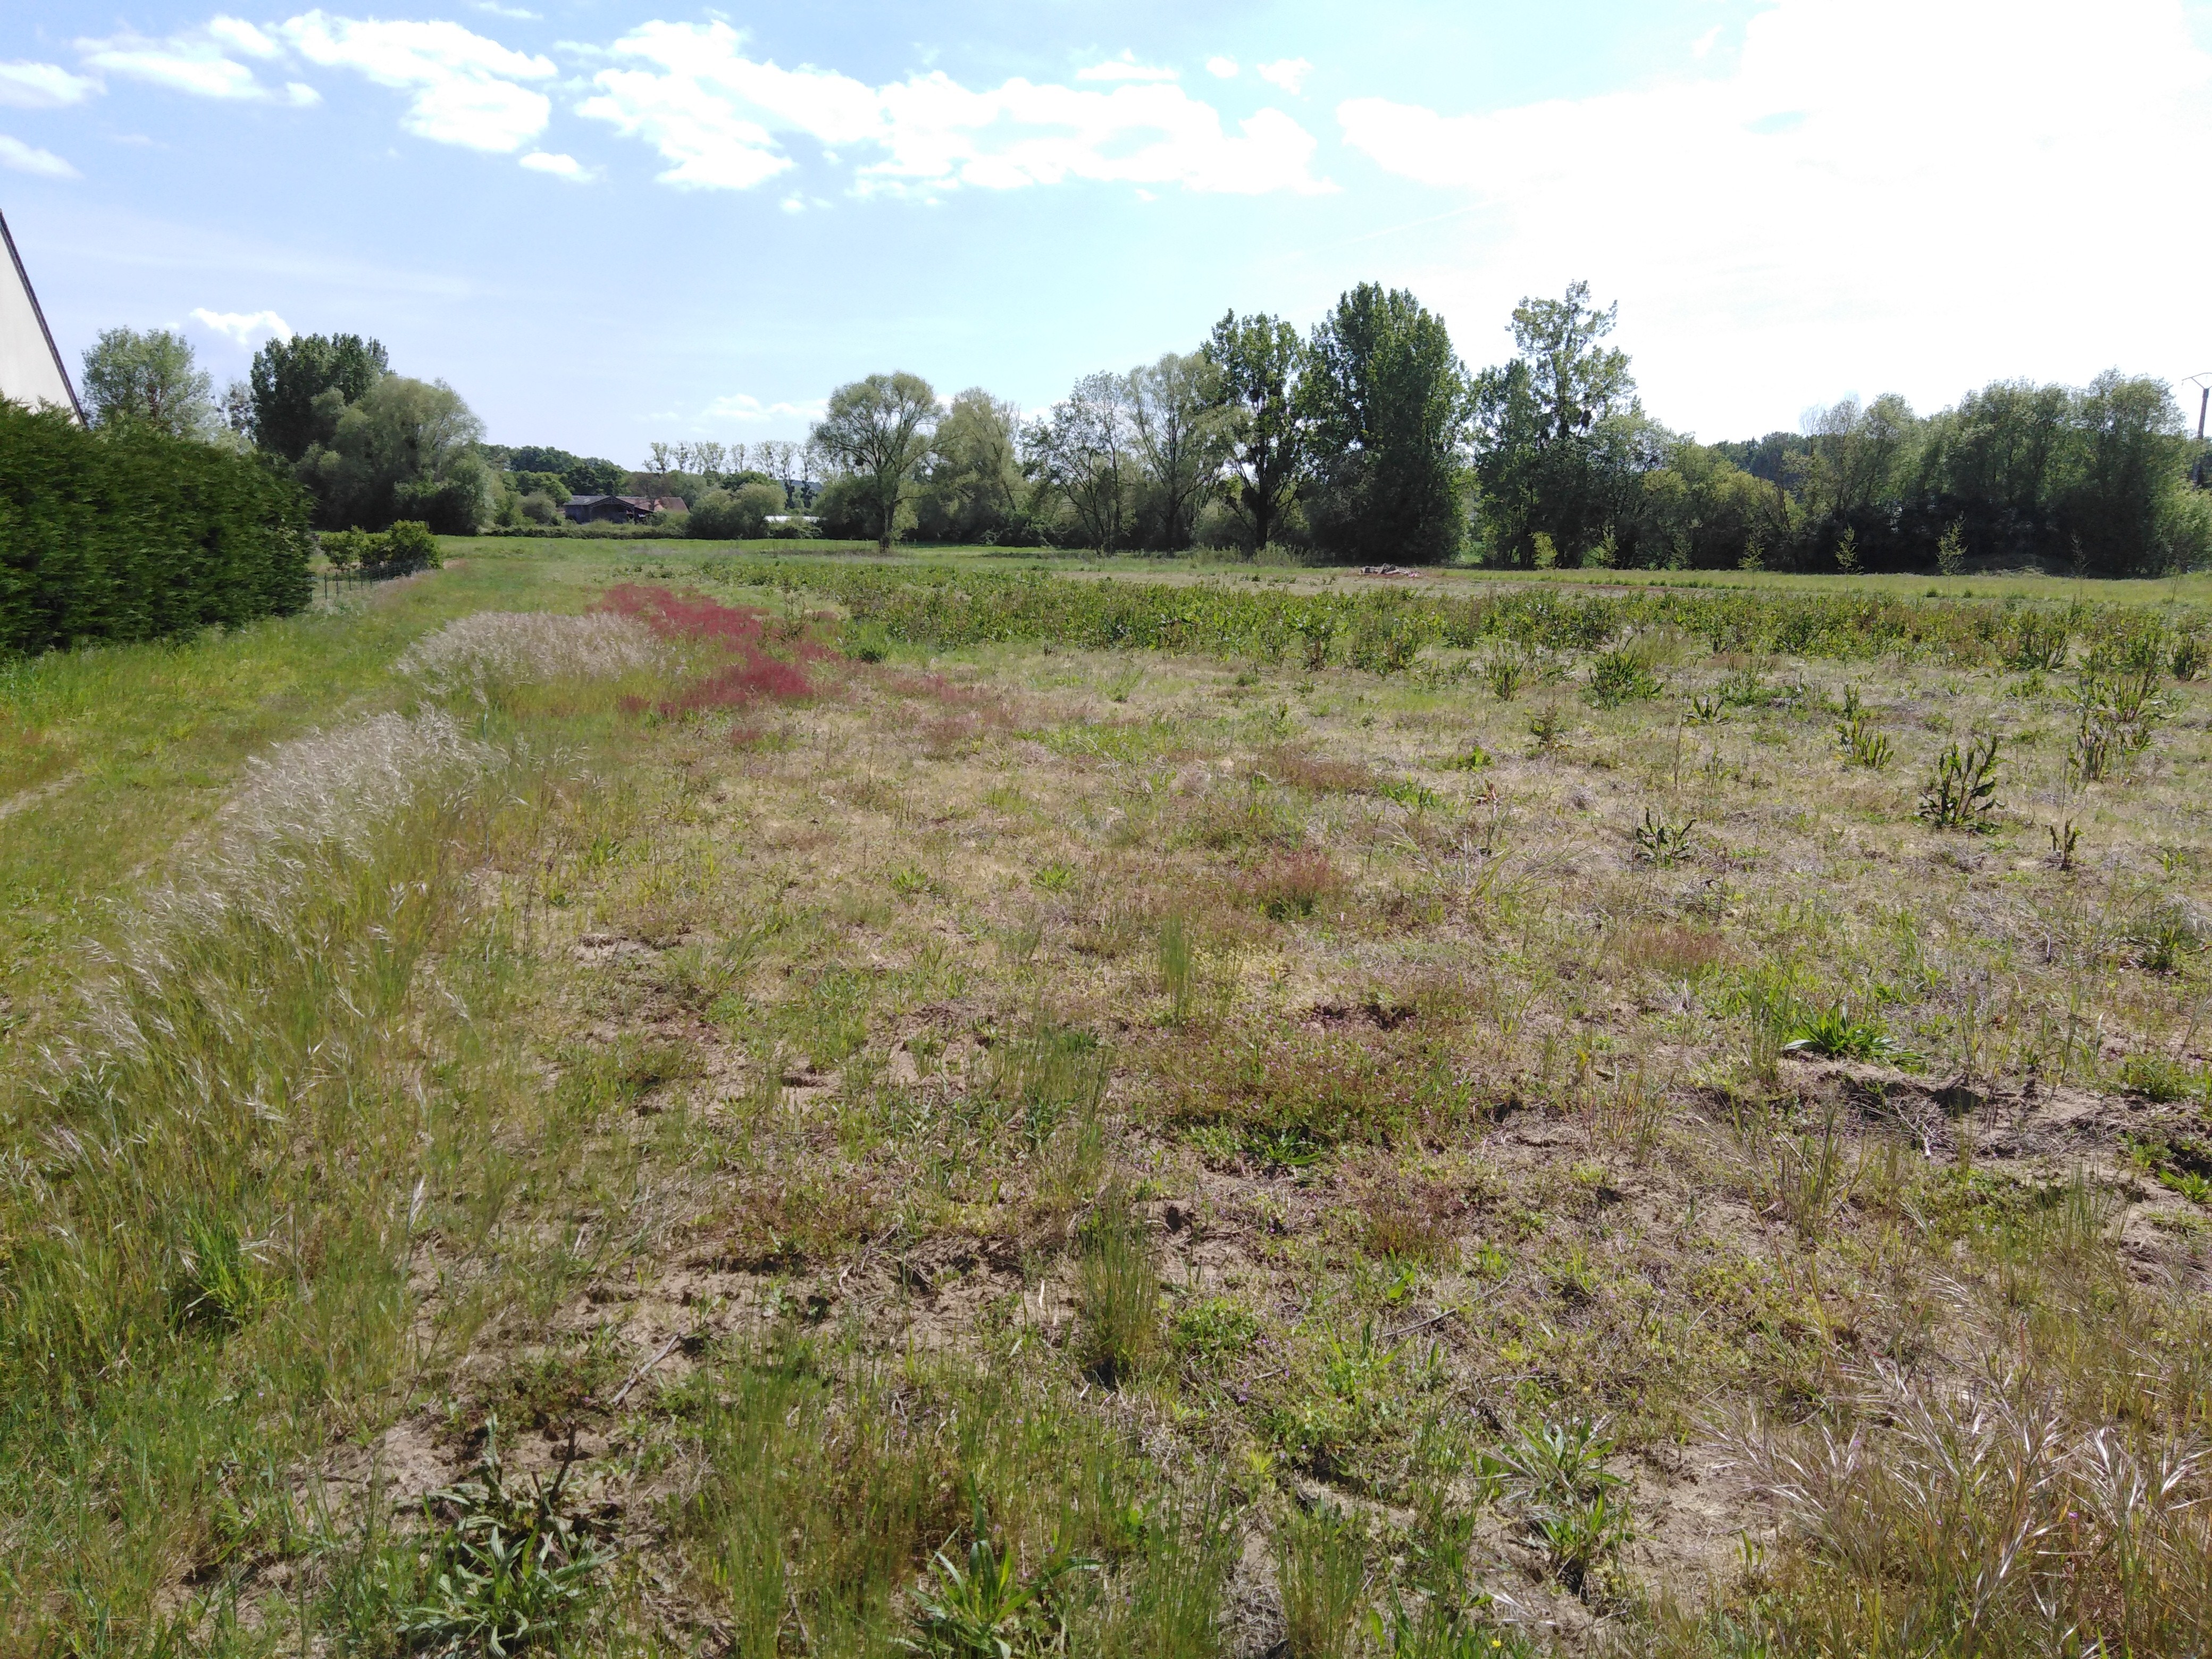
left=7, top=560, right=2212, bottom=1656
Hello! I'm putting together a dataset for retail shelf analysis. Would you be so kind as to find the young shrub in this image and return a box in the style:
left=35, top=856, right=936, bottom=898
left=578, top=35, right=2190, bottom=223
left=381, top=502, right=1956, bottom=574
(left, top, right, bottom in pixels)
left=1917, top=733, right=2000, bottom=830
left=1075, top=1189, right=1159, bottom=1387
left=381, top=518, right=442, bottom=569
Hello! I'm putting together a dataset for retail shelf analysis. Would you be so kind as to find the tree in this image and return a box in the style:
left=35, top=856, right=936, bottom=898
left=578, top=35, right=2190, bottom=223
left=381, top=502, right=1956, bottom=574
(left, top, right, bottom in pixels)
left=248, top=333, right=389, bottom=462
left=918, top=388, right=1029, bottom=542
left=80, top=328, right=215, bottom=440
left=1470, top=282, right=1649, bottom=565
left=1511, top=280, right=1635, bottom=446
left=295, top=375, right=490, bottom=533
left=1300, top=284, right=1471, bottom=564
left=1036, top=373, right=1135, bottom=551
left=1203, top=312, right=1306, bottom=554
left=810, top=372, right=939, bottom=552
left=1128, top=353, right=1225, bottom=551
left=689, top=480, right=787, bottom=539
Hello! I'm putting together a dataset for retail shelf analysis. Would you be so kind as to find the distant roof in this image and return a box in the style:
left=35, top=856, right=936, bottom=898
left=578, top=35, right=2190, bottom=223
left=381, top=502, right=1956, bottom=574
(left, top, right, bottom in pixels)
left=0, top=208, right=81, bottom=421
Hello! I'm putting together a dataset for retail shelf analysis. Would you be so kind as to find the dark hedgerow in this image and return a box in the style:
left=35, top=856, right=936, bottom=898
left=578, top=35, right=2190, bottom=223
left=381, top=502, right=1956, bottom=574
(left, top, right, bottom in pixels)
left=0, top=400, right=312, bottom=655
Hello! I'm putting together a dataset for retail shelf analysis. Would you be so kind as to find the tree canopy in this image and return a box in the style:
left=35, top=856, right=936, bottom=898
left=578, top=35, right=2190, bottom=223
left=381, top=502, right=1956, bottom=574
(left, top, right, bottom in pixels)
left=810, top=372, right=939, bottom=553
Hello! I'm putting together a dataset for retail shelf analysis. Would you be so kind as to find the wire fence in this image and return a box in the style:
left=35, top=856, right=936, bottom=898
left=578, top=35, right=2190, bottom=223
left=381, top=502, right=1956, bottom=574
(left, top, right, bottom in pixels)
left=319, top=556, right=433, bottom=604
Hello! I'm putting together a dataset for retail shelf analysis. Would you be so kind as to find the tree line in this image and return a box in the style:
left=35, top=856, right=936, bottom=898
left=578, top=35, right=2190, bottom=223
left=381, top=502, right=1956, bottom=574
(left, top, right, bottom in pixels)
left=794, top=281, right=2211, bottom=576
left=68, top=284, right=2212, bottom=576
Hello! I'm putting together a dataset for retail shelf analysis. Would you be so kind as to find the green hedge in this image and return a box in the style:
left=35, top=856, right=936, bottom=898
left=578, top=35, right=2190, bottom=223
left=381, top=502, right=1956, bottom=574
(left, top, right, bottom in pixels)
left=0, top=401, right=313, bottom=656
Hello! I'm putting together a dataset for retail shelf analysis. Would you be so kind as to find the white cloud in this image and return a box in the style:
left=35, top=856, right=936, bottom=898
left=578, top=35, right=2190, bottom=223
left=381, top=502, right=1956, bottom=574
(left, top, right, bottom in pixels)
left=280, top=11, right=555, bottom=152
left=190, top=307, right=293, bottom=344
left=1205, top=56, right=1238, bottom=79
left=206, top=16, right=283, bottom=59
left=1077, top=53, right=1177, bottom=82
left=1691, top=26, right=1723, bottom=60
left=1255, top=57, right=1311, bottom=94
left=79, top=29, right=271, bottom=100
left=580, top=21, right=1328, bottom=197
left=0, top=134, right=78, bottom=178
left=1336, top=0, right=2212, bottom=434
left=0, top=60, right=99, bottom=108
left=702, top=392, right=824, bottom=424
left=472, top=1, right=541, bottom=17
left=520, top=148, right=590, bottom=179
left=284, top=80, right=321, bottom=105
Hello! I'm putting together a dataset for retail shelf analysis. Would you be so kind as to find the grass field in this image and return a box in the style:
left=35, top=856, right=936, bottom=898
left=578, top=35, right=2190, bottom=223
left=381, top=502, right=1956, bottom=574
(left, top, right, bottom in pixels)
left=3, top=538, right=2209, bottom=1657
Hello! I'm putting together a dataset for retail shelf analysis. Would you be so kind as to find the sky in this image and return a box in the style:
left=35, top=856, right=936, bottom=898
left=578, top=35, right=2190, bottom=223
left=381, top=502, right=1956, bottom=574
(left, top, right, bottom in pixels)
left=6, top=0, right=2212, bottom=466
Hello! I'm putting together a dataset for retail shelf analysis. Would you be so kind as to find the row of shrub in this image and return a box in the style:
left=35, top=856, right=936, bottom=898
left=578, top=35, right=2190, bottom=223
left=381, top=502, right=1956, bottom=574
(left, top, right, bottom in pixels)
left=1, top=401, right=311, bottom=656
left=319, top=522, right=442, bottom=572
left=715, top=560, right=2211, bottom=675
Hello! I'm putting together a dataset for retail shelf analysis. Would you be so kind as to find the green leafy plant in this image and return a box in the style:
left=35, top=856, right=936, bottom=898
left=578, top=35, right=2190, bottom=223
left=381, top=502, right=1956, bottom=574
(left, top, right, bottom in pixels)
left=1632, top=808, right=1697, bottom=867
left=2068, top=663, right=2165, bottom=784
left=1480, top=1419, right=1630, bottom=1595
left=1781, top=1004, right=1897, bottom=1061
left=904, top=1505, right=1093, bottom=1658
left=1687, top=692, right=1723, bottom=725
left=1526, top=703, right=1565, bottom=756
left=1918, top=733, right=2000, bottom=830
left=398, top=1422, right=605, bottom=1658
left=1835, top=690, right=1892, bottom=768
left=1482, top=651, right=1526, bottom=701
left=1587, top=648, right=1659, bottom=708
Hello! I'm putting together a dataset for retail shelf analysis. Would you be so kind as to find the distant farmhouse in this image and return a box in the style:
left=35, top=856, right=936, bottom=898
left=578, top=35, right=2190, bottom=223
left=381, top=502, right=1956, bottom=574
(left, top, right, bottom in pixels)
left=563, top=494, right=686, bottom=524
left=0, top=208, right=82, bottom=420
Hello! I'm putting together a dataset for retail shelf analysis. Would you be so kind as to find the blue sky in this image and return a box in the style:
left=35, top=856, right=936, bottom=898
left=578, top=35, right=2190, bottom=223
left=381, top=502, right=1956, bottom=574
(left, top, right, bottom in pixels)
left=7, top=0, right=2212, bottom=466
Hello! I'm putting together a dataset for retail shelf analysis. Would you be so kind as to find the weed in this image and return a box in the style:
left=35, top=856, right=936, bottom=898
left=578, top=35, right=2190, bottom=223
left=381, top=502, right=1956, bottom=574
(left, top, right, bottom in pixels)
left=1239, top=851, right=1344, bottom=919
left=1917, top=733, right=2000, bottom=830
left=1032, top=861, right=1078, bottom=894
left=906, top=1505, right=1094, bottom=1658
left=1446, top=742, right=1492, bottom=771
left=1781, top=1004, right=1897, bottom=1061
left=2124, top=900, right=2203, bottom=973
left=1159, top=913, right=1197, bottom=1025
left=1526, top=703, right=1565, bottom=756
left=1170, top=1297, right=1262, bottom=1370
left=1482, top=650, right=1526, bottom=701
left=1632, top=808, right=1698, bottom=866
left=2119, top=1053, right=2207, bottom=1104
left=1835, top=691, right=1893, bottom=769
left=1588, top=648, right=1661, bottom=707
left=1687, top=692, right=1723, bottom=725
left=1482, top=1419, right=1631, bottom=1594
left=398, top=1423, right=605, bottom=1657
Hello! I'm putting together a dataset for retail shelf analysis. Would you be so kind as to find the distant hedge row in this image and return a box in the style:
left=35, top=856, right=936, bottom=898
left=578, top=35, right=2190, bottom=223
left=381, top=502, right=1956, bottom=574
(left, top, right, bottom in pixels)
left=0, top=401, right=312, bottom=656
left=716, top=558, right=2211, bottom=673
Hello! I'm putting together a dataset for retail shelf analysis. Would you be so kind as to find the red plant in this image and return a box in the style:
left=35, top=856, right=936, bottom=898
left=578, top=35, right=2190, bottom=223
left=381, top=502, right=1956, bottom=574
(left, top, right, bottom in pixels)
left=595, top=584, right=830, bottom=713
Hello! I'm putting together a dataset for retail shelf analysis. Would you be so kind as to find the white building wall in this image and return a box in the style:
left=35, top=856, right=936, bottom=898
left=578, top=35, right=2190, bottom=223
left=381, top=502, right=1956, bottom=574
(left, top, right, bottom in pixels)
left=0, top=211, right=81, bottom=420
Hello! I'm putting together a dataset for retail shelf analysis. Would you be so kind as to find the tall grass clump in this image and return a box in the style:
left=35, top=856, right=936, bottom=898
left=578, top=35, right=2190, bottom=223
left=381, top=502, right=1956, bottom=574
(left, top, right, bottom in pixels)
left=1723, top=1362, right=2212, bottom=1656
left=398, top=609, right=673, bottom=693
left=0, top=710, right=505, bottom=1649
left=1075, top=1187, right=1160, bottom=1387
